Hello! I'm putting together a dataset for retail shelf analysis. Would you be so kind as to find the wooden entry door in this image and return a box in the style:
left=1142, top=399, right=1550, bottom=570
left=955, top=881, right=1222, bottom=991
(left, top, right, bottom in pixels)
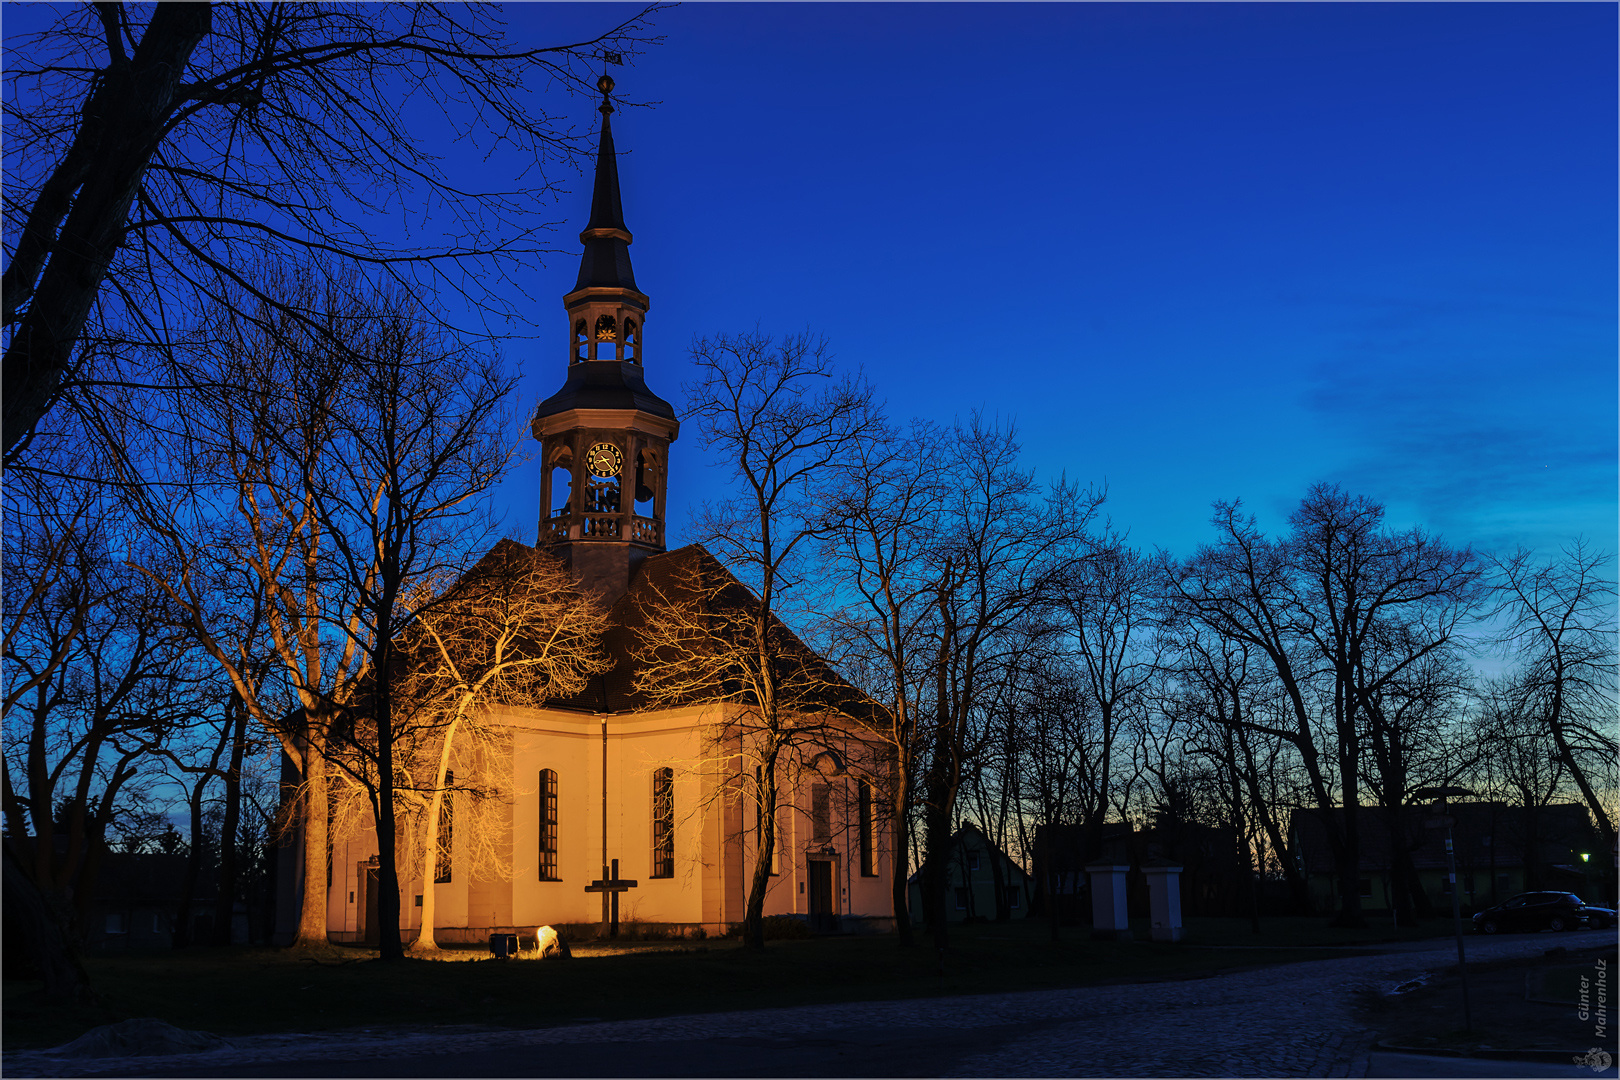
left=807, top=859, right=838, bottom=933
left=362, top=867, right=380, bottom=946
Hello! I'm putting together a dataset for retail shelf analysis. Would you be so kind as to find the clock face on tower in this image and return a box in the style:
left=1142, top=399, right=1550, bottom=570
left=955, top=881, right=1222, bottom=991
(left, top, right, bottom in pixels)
left=585, top=441, right=623, bottom=478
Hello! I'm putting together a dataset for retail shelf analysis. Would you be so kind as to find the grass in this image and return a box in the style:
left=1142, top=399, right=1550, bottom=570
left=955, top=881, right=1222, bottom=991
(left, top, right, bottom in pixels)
left=1167, top=914, right=1462, bottom=948
left=1526, top=962, right=1597, bottom=1006
left=4, top=919, right=1353, bottom=1052
left=1359, top=943, right=1616, bottom=1054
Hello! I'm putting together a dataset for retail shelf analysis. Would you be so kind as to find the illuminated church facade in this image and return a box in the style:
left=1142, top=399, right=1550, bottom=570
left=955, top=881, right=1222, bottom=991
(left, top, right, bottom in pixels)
left=317, top=79, right=896, bottom=944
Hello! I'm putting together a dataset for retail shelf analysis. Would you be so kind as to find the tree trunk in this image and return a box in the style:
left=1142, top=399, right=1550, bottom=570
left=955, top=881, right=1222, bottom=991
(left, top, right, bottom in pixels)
left=987, top=839, right=1008, bottom=921
left=1329, top=746, right=1367, bottom=927
left=3, top=846, right=96, bottom=1005
left=373, top=661, right=404, bottom=962
left=2, top=3, right=213, bottom=458
left=1522, top=806, right=1541, bottom=892
left=920, top=781, right=953, bottom=956
left=1383, top=812, right=1419, bottom=928
left=408, top=713, right=464, bottom=955
left=172, top=780, right=209, bottom=949
left=290, top=741, right=330, bottom=949
left=1549, top=719, right=1617, bottom=852
left=740, top=744, right=782, bottom=950
left=1043, top=828, right=1060, bottom=943
left=213, top=704, right=248, bottom=946
left=889, top=764, right=912, bottom=947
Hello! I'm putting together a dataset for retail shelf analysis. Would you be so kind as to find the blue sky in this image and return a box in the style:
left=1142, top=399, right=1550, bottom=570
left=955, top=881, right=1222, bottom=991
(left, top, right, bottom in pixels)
left=483, top=2, right=1615, bottom=561
left=10, top=2, right=1611, bottom=560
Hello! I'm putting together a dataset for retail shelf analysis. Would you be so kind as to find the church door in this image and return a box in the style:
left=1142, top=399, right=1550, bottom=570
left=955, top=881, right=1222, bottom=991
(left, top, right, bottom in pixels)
left=807, top=860, right=838, bottom=933
left=362, top=867, right=380, bottom=946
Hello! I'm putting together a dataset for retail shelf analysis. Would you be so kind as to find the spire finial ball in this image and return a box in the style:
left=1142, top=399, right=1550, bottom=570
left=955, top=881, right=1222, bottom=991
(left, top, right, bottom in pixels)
left=597, top=74, right=615, bottom=95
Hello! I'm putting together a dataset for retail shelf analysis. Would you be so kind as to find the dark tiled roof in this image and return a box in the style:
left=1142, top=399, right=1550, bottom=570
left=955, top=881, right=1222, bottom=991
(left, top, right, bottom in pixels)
left=546, top=544, right=885, bottom=731
left=532, top=357, right=675, bottom=421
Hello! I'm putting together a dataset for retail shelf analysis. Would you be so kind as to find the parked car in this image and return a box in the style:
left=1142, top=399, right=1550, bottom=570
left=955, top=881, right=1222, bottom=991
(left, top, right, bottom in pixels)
left=1471, top=891, right=1591, bottom=934
left=1577, top=903, right=1615, bottom=930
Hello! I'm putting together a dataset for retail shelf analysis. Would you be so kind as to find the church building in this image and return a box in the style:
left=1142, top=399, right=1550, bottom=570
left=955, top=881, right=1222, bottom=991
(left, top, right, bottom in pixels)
left=319, top=78, right=896, bottom=944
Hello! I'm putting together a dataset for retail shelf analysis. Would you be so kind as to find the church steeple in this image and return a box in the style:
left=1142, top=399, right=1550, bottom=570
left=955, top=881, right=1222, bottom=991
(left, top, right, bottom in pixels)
left=573, top=77, right=637, bottom=294
left=533, top=75, right=679, bottom=604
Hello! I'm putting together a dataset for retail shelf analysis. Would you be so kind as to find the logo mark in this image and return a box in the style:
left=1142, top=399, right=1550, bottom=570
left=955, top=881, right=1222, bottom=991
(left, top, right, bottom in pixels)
left=1573, top=1048, right=1613, bottom=1072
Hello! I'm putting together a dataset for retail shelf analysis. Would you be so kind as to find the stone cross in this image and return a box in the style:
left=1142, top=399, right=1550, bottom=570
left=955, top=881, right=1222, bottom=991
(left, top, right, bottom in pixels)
left=584, top=858, right=637, bottom=938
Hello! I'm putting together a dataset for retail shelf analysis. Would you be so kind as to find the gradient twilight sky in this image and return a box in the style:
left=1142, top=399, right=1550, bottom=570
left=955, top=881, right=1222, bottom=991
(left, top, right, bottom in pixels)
left=484, top=2, right=1615, bottom=561
left=15, top=3, right=1613, bottom=560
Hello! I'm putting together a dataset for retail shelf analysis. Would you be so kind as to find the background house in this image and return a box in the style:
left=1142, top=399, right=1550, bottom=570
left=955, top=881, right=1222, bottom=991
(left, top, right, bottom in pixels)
left=908, top=823, right=1032, bottom=923
left=1291, top=802, right=1608, bottom=916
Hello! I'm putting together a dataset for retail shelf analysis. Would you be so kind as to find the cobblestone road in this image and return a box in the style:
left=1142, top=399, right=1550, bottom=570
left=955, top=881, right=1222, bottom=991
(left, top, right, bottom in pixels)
left=8, top=930, right=1614, bottom=1078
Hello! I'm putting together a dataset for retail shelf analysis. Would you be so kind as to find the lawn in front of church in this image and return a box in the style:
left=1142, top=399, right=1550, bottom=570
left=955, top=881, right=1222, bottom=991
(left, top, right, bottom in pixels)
left=5, top=917, right=1421, bottom=1052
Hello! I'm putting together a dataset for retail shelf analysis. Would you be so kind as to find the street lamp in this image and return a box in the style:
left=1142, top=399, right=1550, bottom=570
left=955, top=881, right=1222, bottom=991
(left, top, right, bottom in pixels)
left=1414, top=785, right=1474, bottom=1032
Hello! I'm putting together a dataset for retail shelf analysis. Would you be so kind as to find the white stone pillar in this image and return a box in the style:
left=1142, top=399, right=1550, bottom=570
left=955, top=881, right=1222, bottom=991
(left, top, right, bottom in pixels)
left=1144, top=864, right=1184, bottom=942
left=1085, top=863, right=1131, bottom=940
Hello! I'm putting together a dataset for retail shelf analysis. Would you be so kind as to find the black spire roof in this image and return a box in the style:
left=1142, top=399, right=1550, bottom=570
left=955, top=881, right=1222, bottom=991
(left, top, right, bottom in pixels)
left=533, top=356, right=676, bottom=421
left=572, top=76, right=638, bottom=294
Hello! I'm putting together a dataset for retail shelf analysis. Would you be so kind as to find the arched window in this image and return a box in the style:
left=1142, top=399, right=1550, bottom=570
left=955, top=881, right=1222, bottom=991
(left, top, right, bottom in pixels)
left=634, top=449, right=656, bottom=515
left=549, top=448, right=574, bottom=519
left=651, top=767, right=674, bottom=878
left=593, top=314, right=617, bottom=360
left=811, top=782, right=832, bottom=843
left=538, top=769, right=559, bottom=881
left=573, top=320, right=588, bottom=363
left=624, top=319, right=639, bottom=363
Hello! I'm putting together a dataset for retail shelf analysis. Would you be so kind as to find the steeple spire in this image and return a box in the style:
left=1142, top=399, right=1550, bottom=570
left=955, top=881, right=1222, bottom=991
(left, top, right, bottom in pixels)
left=574, top=75, right=637, bottom=292
left=585, top=76, right=628, bottom=235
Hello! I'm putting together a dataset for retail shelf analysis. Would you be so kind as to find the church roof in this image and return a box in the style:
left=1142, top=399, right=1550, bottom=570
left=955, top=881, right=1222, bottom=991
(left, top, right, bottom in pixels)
left=571, top=80, right=639, bottom=294
left=548, top=543, right=886, bottom=731
left=532, top=355, right=676, bottom=421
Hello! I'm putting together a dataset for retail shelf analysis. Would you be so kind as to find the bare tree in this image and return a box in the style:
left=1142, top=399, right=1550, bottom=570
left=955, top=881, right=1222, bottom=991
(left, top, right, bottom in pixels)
left=1057, top=530, right=1160, bottom=868
left=384, top=542, right=609, bottom=953
left=308, top=292, right=518, bottom=961
left=1165, top=485, right=1485, bottom=926
left=2, top=466, right=204, bottom=999
left=1489, top=541, right=1618, bottom=851
left=915, top=416, right=1099, bottom=954
left=818, top=418, right=947, bottom=946
left=632, top=331, right=882, bottom=949
left=1166, top=622, right=1312, bottom=915
left=1466, top=676, right=1570, bottom=894
left=2, top=2, right=666, bottom=460
left=1001, top=654, right=1090, bottom=941
left=121, top=266, right=385, bottom=949
left=1359, top=643, right=1475, bottom=925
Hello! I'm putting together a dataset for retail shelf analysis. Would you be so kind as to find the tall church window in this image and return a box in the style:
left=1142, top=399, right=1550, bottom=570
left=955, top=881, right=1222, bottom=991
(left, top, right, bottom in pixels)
left=624, top=320, right=639, bottom=363
left=538, top=769, right=559, bottom=881
left=811, top=783, right=831, bottom=843
left=651, top=767, right=675, bottom=878
left=435, top=771, right=454, bottom=884
left=858, top=780, right=877, bottom=877
left=573, top=320, right=588, bottom=363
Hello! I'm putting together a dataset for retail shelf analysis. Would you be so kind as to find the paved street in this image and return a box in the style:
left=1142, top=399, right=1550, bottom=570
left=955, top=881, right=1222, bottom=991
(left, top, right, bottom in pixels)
left=9, top=930, right=1616, bottom=1078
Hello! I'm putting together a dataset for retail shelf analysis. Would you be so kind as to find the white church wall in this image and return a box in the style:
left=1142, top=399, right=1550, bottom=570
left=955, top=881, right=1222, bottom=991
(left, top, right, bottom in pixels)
left=508, top=707, right=597, bottom=926
left=614, top=708, right=712, bottom=926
